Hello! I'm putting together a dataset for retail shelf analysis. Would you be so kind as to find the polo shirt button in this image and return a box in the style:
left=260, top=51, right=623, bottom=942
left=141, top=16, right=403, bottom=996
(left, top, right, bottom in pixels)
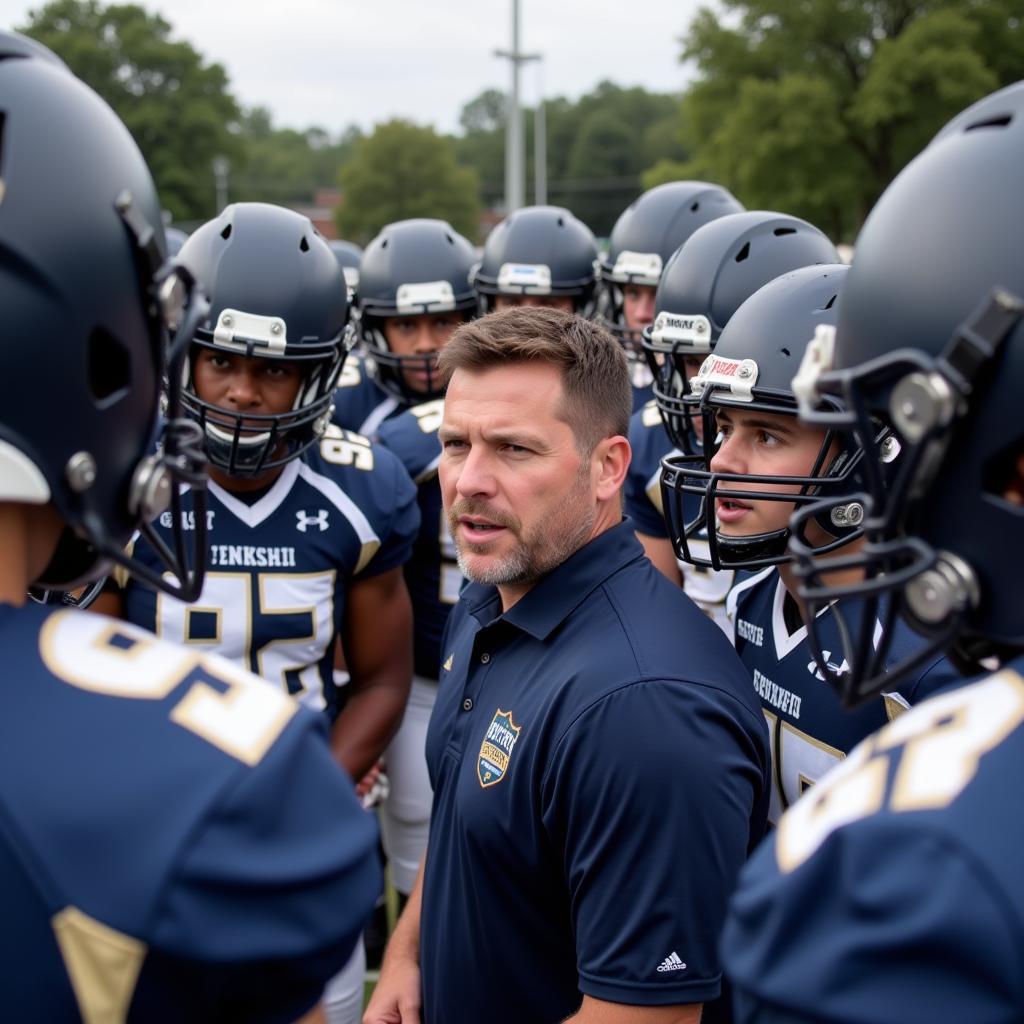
left=462, top=698, right=474, bottom=712
left=480, top=652, right=491, bottom=664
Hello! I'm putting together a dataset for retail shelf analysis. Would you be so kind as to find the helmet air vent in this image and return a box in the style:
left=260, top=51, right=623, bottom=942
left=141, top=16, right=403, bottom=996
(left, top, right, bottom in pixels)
left=735, top=242, right=750, bottom=263
left=966, top=114, right=1012, bottom=132
left=299, top=235, right=310, bottom=252
left=220, top=223, right=231, bottom=240
left=773, top=227, right=796, bottom=236
left=690, top=201, right=700, bottom=212
left=87, top=327, right=131, bottom=406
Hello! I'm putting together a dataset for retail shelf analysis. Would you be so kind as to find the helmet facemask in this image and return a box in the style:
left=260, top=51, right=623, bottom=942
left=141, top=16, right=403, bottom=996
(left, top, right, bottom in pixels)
left=661, top=356, right=871, bottom=574
left=785, top=292, right=1022, bottom=705
left=182, top=309, right=352, bottom=478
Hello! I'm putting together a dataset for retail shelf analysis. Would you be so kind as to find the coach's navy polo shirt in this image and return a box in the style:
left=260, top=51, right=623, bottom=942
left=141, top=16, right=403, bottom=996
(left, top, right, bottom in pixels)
left=421, top=519, right=770, bottom=1024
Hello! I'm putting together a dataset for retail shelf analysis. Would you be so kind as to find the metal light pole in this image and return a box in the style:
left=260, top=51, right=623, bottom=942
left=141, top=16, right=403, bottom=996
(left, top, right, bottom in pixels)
left=534, top=60, right=546, bottom=206
left=212, top=155, right=230, bottom=214
left=494, top=0, right=540, bottom=214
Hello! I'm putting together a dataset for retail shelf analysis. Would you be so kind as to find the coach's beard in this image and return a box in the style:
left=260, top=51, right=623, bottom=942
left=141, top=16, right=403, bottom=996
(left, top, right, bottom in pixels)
left=447, top=481, right=595, bottom=589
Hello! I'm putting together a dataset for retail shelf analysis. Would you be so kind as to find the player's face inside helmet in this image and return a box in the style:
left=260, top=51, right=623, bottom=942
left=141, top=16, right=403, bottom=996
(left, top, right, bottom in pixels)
left=623, top=284, right=657, bottom=334
left=493, top=294, right=575, bottom=312
left=675, top=354, right=706, bottom=443
left=709, top=407, right=839, bottom=543
left=191, top=349, right=306, bottom=485
left=382, top=311, right=464, bottom=395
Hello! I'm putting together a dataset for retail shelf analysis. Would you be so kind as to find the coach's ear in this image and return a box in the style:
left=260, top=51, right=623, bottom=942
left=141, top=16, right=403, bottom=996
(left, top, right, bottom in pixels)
left=591, top=434, right=631, bottom=502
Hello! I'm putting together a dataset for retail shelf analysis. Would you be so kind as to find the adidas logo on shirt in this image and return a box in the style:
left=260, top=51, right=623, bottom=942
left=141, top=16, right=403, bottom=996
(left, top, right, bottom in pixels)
left=656, top=952, right=687, bottom=973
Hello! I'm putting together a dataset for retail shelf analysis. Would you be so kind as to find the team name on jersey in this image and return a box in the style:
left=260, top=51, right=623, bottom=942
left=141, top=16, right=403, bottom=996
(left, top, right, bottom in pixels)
left=736, top=618, right=764, bottom=647
left=159, top=509, right=217, bottom=531
left=210, top=544, right=297, bottom=568
left=753, top=668, right=803, bottom=718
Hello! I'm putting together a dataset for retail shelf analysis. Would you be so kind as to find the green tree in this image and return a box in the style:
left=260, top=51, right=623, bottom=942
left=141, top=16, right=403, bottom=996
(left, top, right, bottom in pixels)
left=563, top=112, right=636, bottom=235
left=660, top=0, right=1016, bottom=240
left=338, top=120, right=481, bottom=243
left=454, top=82, right=688, bottom=233
left=455, top=89, right=508, bottom=210
left=23, top=0, right=241, bottom=221
left=233, top=108, right=362, bottom=208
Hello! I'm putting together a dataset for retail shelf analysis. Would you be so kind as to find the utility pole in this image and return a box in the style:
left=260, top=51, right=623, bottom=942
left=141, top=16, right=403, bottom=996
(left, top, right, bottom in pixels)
left=212, top=155, right=229, bottom=214
left=534, top=60, right=546, bottom=205
left=494, top=0, right=540, bottom=214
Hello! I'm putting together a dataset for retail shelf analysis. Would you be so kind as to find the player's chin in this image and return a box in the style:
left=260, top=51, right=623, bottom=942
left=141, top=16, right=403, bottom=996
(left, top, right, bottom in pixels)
left=402, top=372, right=434, bottom=393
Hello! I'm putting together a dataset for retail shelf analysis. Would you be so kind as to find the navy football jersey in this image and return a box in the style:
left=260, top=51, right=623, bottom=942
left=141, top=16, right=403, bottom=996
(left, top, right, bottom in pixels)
left=377, top=399, right=463, bottom=681
left=121, top=427, right=419, bottom=717
left=625, top=400, right=738, bottom=633
left=727, top=567, right=959, bottom=824
left=331, top=353, right=403, bottom=435
left=0, top=603, right=380, bottom=1022
left=722, top=661, right=1024, bottom=1024
left=628, top=362, right=654, bottom=412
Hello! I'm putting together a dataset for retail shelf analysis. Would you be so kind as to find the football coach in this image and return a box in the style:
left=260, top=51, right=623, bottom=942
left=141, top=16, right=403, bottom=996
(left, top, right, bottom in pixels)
left=365, top=306, right=769, bottom=1024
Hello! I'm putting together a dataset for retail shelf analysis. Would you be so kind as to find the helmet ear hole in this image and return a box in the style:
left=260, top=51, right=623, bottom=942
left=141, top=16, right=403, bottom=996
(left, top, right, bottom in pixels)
left=87, top=327, right=131, bottom=406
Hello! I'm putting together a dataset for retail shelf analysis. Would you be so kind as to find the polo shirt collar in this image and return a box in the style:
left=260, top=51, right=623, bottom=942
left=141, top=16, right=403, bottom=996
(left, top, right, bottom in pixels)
left=461, top=519, right=643, bottom=641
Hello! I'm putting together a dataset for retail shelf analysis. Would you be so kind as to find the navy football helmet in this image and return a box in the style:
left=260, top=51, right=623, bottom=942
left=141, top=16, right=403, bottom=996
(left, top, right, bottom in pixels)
left=473, top=206, right=599, bottom=315
left=645, top=211, right=840, bottom=453
left=660, top=265, right=893, bottom=571
left=329, top=239, right=363, bottom=298
left=164, top=225, right=189, bottom=256
left=599, top=182, right=745, bottom=367
left=788, top=81, right=1024, bottom=705
left=357, top=219, right=477, bottom=403
left=0, top=32, right=208, bottom=599
left=177, top=203, right=352, bottom=477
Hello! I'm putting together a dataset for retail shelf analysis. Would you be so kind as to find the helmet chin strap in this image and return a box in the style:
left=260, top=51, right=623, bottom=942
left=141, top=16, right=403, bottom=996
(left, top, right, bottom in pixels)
left=715, top=526, right=790, bottom=565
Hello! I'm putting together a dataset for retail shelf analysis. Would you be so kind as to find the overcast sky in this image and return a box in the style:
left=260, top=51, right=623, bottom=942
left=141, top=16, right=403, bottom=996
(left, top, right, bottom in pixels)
left=2, top=0, right=707, bottom=135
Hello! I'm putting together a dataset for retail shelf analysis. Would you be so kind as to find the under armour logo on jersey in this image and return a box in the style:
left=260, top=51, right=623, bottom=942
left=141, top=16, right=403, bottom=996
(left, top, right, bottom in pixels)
left=656, top=952, right=687, bottom=973
left=296, top=509, right=329, bottom=533
left=808, top=650, right=850, bottom=681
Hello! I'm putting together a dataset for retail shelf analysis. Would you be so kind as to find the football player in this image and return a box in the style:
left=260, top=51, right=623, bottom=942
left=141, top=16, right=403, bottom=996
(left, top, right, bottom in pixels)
left=629, top=211, right=838, bottom=631
left=0, top=33, right=380, bottom=1022
left=662, top=264, right=957, bottom=825
left=473, top=204, right=599, bottom=314
left=332, top=218, right=477, bottom=436
left=95, top=201, right=419, bottom=1024
left=720, top=81, right=1024, bottom=1023
left=599, top=180, right=745, bottom=409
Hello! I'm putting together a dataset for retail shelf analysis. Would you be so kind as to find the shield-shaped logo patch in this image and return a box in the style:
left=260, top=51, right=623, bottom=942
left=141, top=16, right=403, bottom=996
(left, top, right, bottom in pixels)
left=478, top=708, right=522, bottom=788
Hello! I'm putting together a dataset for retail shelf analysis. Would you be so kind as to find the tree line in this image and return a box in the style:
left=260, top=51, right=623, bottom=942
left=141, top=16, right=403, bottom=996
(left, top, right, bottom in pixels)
left=23, top=0, right=1021, bottom=243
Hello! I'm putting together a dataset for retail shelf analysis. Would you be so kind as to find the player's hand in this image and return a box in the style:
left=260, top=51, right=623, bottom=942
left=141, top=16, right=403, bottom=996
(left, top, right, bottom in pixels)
left=356, top=759, right=390, bottom=808
left=362, top=956, right=421, bottom=1024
